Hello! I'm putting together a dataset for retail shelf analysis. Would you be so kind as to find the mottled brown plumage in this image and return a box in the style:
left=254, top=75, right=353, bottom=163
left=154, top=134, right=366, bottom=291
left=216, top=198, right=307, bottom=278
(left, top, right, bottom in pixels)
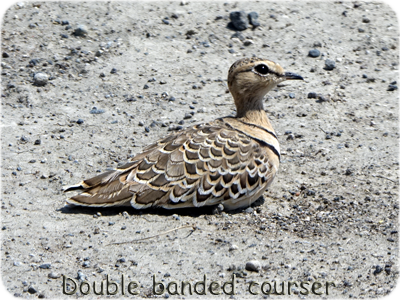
left=64, top=58, right=303, bottom=210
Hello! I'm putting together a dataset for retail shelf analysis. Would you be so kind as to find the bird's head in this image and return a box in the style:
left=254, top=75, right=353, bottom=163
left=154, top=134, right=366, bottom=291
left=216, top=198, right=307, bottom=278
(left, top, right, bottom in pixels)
left=228, top=58, right=303, bottom=116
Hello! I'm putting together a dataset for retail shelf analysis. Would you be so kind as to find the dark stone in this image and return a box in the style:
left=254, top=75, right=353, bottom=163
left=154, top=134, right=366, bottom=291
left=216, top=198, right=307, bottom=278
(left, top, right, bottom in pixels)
left=77, top=119, right=84, bottom=124
left=61, top=20, right=69, bottom=25
left=373, top=265, right=383, bottom=275
left=387, top=84, right=398, bottom=91
left=34, top=139, right=41, bottom=145
left=29, top=58, right=40, bottom=66
left=2, top=52, right=9, bottom=58
left=28, top=286, right=37, bottom=294
left=308, top=49, right=320, bottom=57
left=229, top=11, right=249, bottom=31
left=248, top=12, right=260, bottom=27
left=60, top=34, right=69, bottom=39
left=307, top=92, right=317, bottom=99
left=324, top=59, right=336, bottom=70
left=345, top=168, right=353, bottom=175
left=110, top=68, right=117, bottom=74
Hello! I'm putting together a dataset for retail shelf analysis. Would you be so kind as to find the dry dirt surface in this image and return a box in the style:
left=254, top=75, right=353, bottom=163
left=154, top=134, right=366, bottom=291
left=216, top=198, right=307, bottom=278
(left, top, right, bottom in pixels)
left=1, top=1, right=399, bottom=299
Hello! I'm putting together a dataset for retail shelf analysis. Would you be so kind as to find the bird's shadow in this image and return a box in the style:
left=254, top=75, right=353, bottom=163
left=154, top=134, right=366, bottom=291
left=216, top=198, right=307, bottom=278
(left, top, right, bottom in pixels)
left=57, top=196, right=265, bottom=218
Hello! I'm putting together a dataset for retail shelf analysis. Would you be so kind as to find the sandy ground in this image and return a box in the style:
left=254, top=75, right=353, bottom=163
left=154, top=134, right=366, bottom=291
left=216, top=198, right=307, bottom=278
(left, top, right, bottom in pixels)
left=1, top=1, right=399, bottom=299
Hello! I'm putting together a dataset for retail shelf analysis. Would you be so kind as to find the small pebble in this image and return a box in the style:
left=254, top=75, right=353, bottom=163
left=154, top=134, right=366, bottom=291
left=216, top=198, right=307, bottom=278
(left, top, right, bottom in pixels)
left=77, top=271, right=86, bottom=281
left=307, top=92, right=317, bottom=99
left=28, top=286, right=37, bottom=294
left=2, top=52, right=9, bottom=58
left=20, top=136, right=29, bottom=143
left=373, top=265, right=383, bottom=275
left=248, top=12, right=260, bottom=27
left=90, top=107, right=105, bottom=114
left=324, top=59, right=336, bottom=70
left=34, top=139, right=41, bottom=145
left=313, top=41, right=322, bottom=47
left=345, top=168, right=353, bottom=176
left=82, top=261, right=90, bottom=268
left=39, top=263, right=51, bottom=269
left=362, top=17, right=370, bottom=23
left=308, top=49, right=320, bottom=57
left=230, top=11, right=249, bottom=31
left=48, top=272, right=60, bottom=279
left=245, top=260, right=261, bottom=272
left=74, top=24, right=88, bottom=36
left=33, top=73, right=48, bottom=86
left=77, top=119, right=84, bottom=124
left=243, top=39, right=254, bottom=46
left=229, top=245, right=238, bottom=251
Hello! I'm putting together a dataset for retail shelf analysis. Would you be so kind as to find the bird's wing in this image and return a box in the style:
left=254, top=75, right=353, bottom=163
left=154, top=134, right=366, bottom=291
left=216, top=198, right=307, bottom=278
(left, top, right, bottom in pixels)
left=64, top=122, right=277, bottom=209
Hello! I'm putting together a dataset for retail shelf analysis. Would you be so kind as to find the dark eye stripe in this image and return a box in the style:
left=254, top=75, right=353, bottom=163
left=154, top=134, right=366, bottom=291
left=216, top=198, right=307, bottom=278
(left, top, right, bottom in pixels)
left=231, top=65, right=283, bottom=78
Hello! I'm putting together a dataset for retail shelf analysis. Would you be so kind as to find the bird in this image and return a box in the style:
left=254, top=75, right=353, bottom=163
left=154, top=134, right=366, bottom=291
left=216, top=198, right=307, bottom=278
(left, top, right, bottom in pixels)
left=64, top=57, right=303, bottom=211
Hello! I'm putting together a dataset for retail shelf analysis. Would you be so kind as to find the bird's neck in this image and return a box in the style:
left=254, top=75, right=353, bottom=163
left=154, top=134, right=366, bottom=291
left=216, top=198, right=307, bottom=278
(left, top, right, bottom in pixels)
left=234, top=95, right=273, bottom=129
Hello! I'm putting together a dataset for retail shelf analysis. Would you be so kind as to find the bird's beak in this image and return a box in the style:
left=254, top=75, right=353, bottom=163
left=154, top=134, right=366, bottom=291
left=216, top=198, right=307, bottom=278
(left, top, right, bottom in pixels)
left=284, top=72, right=304, bottom=80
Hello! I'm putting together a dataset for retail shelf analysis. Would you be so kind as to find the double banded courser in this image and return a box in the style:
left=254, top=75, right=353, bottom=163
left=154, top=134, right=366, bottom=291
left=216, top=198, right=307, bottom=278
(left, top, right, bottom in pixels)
left=64, top=58, right=303, bottom=210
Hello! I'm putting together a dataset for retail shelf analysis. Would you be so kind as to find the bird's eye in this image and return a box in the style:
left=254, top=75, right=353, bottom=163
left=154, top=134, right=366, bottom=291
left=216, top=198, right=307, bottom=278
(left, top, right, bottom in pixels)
left=254, top=64, right=269, bottom=75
